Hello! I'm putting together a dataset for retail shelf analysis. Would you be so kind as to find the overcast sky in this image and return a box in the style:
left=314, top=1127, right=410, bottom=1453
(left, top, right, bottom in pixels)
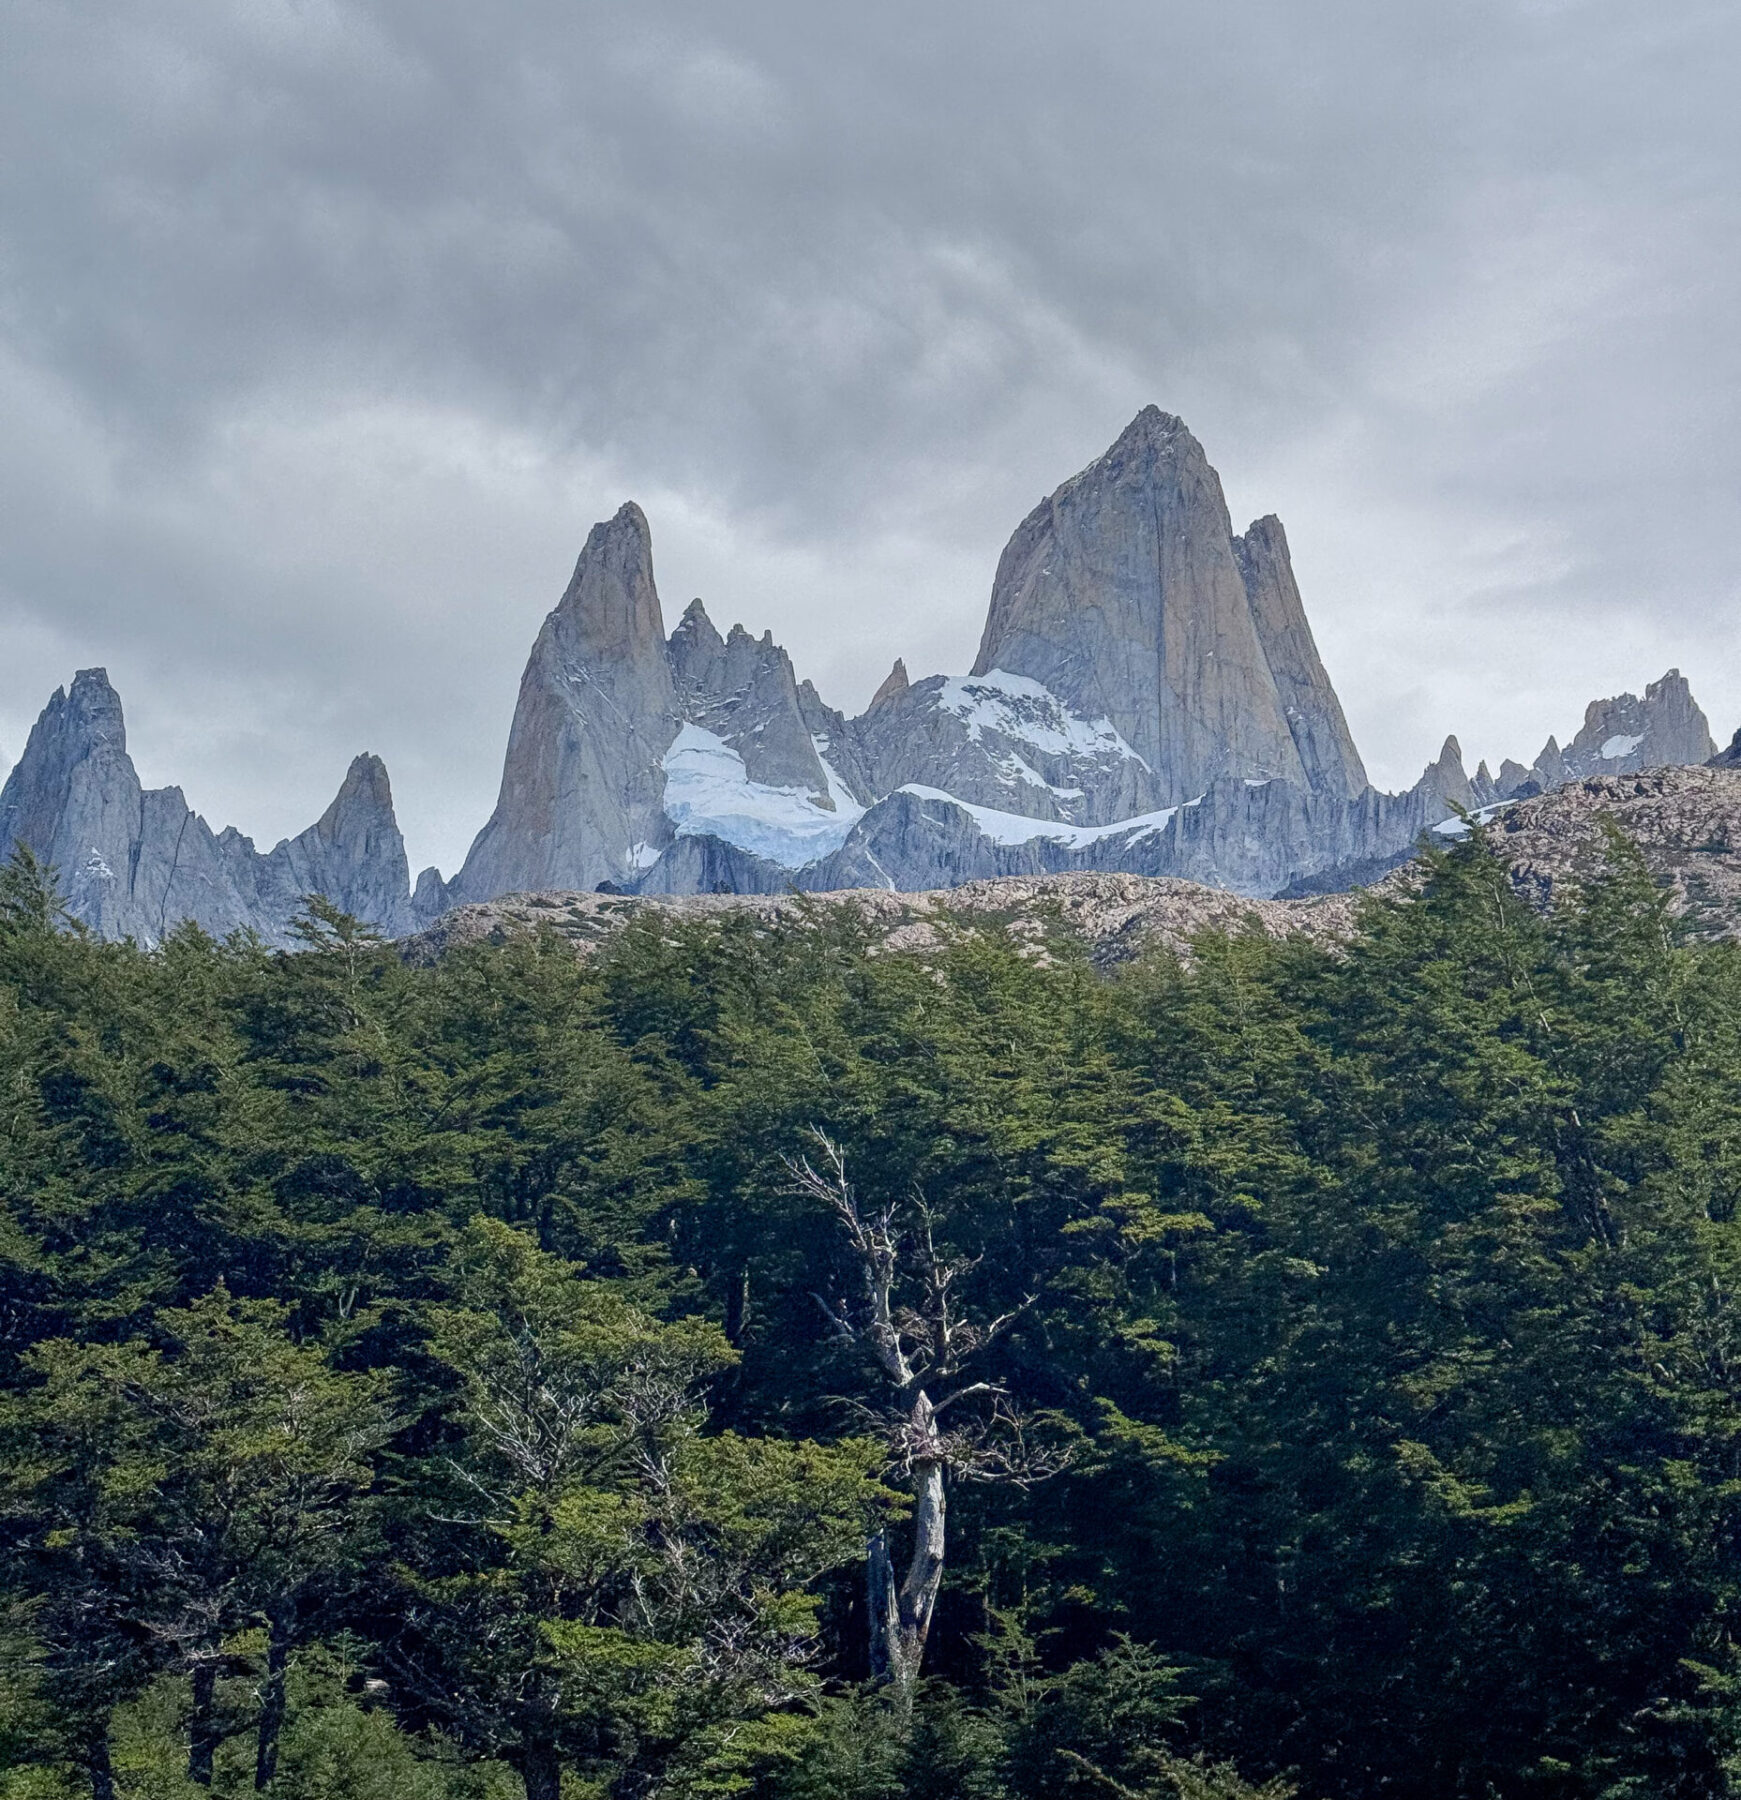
left=4, top=0, right=1739, bottom=877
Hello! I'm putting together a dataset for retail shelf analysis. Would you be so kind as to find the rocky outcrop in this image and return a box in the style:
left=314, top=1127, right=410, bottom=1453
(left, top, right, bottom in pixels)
left=0, top=669, right=417, bottom=944
left=258, top=753, right=414, bottom=934
left=1472, top=764, right=1741, bottom=933
left=1498, top=670, right=1716, bottom=797
left=1232, top=515, right=1367, bottom=799
left=668, top=602, right=836, bottom=804
left=868, top=659, right=909, bottom=710
left=449, top=503, right=680, bottom=901
left=403, top=411, right=1727, bottom=912
left=405, top=766, right=1741, bottom=976
left=14, top=411, right=1731, bottom=943
left=401, top=871, right=1365, bottom=971
left=845, top=671, right=1158, bottom=828
left=970, top=408, right=1354, bottom=805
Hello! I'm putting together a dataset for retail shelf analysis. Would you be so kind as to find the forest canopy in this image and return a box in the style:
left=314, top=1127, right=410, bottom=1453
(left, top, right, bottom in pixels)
left=4, top=829, right=1741, bottom=1800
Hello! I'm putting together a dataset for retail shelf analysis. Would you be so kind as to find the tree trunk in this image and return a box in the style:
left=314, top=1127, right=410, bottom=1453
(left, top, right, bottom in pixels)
left=86, top=1726, right=116, bottom=1800
left=892, top=1449, right=947, bottom=1688
left=518, top=1740, right=563, bottom=1800
left=255, top=1611, right=291, bottom=1789
left=869, top=1388, right=949, bottom=1693
left=725, top=1266, right=751, bottom=1347
left=189, top=1661, right=220, bottom=1786
left=866, top=1528, right=898, bottom=1683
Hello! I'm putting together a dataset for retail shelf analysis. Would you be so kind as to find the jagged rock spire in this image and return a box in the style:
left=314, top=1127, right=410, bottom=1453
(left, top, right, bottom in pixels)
left=0, top=671, right=415, bottom=942
left=668, top=607, right=834, bottom=803
left=450, top=502, right=680, bottom=900
left=869, top=659, right=909, bottom=710
left=264, top=752, right=413, bottom=932
left=972, top=406, right=1363, bottom=805
left=1232, top=514, right=1367, bottom=798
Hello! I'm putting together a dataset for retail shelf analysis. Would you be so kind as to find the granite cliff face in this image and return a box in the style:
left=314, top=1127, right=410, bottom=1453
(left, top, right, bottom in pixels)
left=970, top=408, right=1366, bottom=805
left=548, top=410, right=1557, bottom=900
left=450, top=503, right=680, bottom=901
left=668, top=601, right=837, bottom=806
left=0, top=669, right=418, bottom=945
left=8, top=409, right=1731, bottom=940
left=1498, top=670, right=1716, bottom=796
left=1233, top=514, right=1368, bottom=799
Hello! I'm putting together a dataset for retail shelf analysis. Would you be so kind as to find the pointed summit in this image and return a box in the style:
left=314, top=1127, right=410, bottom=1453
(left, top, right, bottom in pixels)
left=551, top=502, right=669, bottom=663
left=869, top=659, right=910, bottom=710
left=971, top=408, right=1361, bottom=805
left=261, top=752, right=415, bottom=936
left=451, top=504, right=680, bottom=901
left=669, top=604, right=833, bottom=803
left=1418, top=735, right=1475, bottom=814
left=671, top=597, right=725, bottom=658
left=0, top=668, right=143, bottom=934
left=1232, top=514, right=1366, bottom=799
left=0, top=674, right=417, bottom=942
left=1514, top=670, right=1716, bottom=793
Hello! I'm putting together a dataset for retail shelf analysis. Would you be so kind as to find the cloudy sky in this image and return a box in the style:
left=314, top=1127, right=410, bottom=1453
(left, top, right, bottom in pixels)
left=3, top=0, right=1739, bottom=876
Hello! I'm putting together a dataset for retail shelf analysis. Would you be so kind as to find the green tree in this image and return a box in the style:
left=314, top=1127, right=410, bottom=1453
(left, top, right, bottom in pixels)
left=399, top=1218, right=888, bottom=1800
left=0, top=1288, right=390, bottom=1793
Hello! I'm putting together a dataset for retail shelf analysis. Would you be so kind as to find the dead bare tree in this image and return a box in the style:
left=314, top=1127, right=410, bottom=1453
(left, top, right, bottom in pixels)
left=785, top=1130, right=1067, bottom=1693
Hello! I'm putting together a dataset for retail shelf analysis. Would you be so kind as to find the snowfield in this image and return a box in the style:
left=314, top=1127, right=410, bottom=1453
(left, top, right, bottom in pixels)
left=897, top=785, right=1190, bottom=849
left=936, top=670, right=1149, bottom=768
left=662, top=725, right=865, bottom=866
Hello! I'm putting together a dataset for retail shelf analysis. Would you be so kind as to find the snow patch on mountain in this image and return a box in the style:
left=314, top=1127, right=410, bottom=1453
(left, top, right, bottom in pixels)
left=1431, top=801, right=1516, bottom=841
left=662, top=725, right=865, bottom=866
left=937, top=671, right=1149, bottom=769
left=897, top=785, right=1190, bottom=848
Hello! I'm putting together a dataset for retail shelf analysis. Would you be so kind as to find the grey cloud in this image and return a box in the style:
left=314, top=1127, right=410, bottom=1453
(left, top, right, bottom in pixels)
left=3, top=0, right=1740, bottom=872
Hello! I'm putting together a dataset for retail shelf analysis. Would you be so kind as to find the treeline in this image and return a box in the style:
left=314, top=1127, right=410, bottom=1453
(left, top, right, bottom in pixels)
left=4, top=831, right=1741, bottom=1800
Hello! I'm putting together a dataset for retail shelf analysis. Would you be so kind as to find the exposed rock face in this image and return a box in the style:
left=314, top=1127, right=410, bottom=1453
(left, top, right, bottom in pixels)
left=0, top=669, right=417, bottom=944
left=1473, top=764, right=1741, bottom=933
left=970, top=408, right=1355, bottom=805
left=847, top=671, right=1157, bottom=827
left=1500, top=670, right=1716, bottom=796
left=261, top=753, right=414, bottom=934
left=0, top=669, right=141, bottom=936
left=427, top=412, right=1726, bottom=908
left=15, top=410, right=1731, bottom=943
left=450, top=503, right=680, bottom=901
left=407, top=768, right=1741, bottom=976
left=402, top=871, right=1364, bottom=971
left=668, top=601, right=834, bottom=804
left=1232, top=515, right=1368, bottom=799
left=868, top=659, right=909, bottom=710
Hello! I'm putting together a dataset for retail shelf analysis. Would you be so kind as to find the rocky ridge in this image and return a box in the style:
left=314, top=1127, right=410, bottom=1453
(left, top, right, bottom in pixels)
left=1485, top=670, right=1715, bottom=800
left=401, top=871, right=1365, bottom=971
left=2, top=408, right=1731, bottom=942
left=1464, top=763, right=1741, bottom=930
left=422, top=407, right=1590, bottom=903
left=403, top=763, right=1741, bottom=970
left=0, top=669, right=417, bottom=947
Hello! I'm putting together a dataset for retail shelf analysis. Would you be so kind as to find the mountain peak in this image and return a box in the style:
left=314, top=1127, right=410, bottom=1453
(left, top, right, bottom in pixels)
left=672, top=597, right=725, bottom=657
left=323, top=751, right=394, bottom=820
left=553, top=502, right=663, bottom=647
left=972, top=409, right=1359, bottom=804
left=450, top=503, right=679, bottom=902
left=869, top=659, right=910, bottom=710
left=1119, top=403, right=1189, bottom=442
left=64, top=667, right=127, bottom=749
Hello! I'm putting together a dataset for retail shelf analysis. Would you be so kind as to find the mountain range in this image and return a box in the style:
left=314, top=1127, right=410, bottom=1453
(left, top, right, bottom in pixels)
left=0, top=407, right=1721, bottom=945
